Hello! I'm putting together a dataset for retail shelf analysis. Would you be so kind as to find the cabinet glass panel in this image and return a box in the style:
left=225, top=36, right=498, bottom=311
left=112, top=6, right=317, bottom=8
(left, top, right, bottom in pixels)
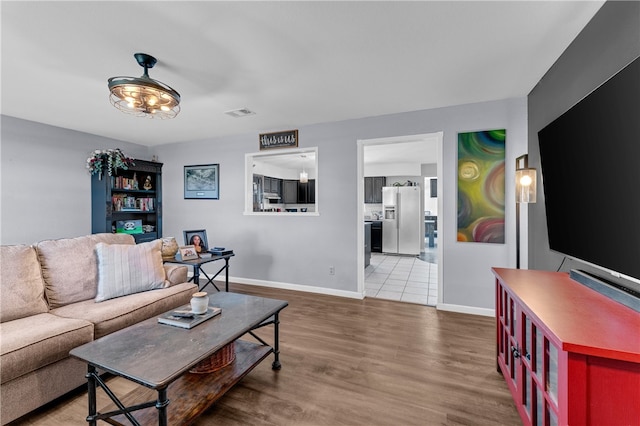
left=524, top=369, right=531, bottom=416
left=509, top=299, right=515, bottom=336
left=547, top=407, right=558, bottom=426
left=505, top=332, right=511, bottom=372
left=525, top=316, right=532, bottom=362
left=546, top=340, right=558, bottom=404
left=535, top=327, right=543, bottom=377
left=536, top=388, right=543, bottom=426
left=505, top=296, right=510, bottom=330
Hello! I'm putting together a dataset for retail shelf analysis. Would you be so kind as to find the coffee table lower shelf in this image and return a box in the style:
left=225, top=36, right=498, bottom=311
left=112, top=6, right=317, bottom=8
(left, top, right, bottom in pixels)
left=102, top=340, right=272, bottom=426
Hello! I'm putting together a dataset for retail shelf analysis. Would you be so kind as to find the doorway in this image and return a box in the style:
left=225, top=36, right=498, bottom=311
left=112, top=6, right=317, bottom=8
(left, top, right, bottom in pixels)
left=357, top=132, right=443, bottom=306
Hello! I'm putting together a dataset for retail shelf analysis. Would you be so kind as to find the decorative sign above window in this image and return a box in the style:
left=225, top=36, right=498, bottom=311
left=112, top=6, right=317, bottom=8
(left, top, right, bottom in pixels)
left=259, top=129, right=298, bottom=150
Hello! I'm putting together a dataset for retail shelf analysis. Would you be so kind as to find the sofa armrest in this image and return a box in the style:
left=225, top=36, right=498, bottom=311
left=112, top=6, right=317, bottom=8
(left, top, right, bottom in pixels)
left=164, top=264, right=188, bottom=286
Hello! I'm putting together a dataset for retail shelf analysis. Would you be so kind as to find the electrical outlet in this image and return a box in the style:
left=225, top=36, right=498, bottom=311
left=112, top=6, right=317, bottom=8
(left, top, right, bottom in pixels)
left=329, top=266, right=335, bottom=275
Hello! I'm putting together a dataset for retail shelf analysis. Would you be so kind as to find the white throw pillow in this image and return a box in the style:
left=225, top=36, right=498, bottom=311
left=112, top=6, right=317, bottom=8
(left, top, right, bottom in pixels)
left=95, top=239, right=169, bottom=302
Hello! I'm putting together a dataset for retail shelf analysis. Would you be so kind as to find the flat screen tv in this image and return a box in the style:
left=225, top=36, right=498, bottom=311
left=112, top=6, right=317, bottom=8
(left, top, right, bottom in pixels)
left=538, top=55, right=640, bottom=288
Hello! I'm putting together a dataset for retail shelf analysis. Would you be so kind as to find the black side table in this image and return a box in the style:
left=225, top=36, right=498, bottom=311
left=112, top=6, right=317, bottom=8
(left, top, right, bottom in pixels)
left=165, top=253, right=235, bottom=292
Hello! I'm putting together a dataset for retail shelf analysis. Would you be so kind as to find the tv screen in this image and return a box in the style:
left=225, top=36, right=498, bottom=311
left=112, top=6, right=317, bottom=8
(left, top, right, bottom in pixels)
left=538, top=56, right=640, bottom=283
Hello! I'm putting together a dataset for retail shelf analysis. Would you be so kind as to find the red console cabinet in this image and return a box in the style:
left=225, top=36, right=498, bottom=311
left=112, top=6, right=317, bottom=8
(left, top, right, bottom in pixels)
left=492, top=268, right=640, bottom=426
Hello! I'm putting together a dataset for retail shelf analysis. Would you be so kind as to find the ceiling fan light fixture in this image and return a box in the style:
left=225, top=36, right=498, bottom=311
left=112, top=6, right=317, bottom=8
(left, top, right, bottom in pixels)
left=108, top=53, right=180, bottom=119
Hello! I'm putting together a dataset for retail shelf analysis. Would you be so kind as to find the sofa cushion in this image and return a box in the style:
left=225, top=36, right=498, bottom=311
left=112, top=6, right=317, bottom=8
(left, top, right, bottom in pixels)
left=164, top=263, right=188, bottom=285
left=0, top=245, right=49, bottom=322
left=0, top=313, right=93, bottom=384
left=36, top=233, right=135, bottom=308
left=95, top=239, right=168, bottom=302
left=51, top=282, right=197, bottom=339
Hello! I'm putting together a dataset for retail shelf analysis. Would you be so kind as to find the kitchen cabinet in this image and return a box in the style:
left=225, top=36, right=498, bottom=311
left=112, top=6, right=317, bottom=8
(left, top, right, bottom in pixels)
left=493, top=268, right=640, bottom=426
left=297, top=179, right=315, bottom=204
left=370, top=221, right=382, bottom=252
left=365, top=177, right=386, bottom=203
left=282, top=180, right=298, bottom=204
left=264, top=176, right=282, bottom=196
left=283, top=179, right=315, bottom=204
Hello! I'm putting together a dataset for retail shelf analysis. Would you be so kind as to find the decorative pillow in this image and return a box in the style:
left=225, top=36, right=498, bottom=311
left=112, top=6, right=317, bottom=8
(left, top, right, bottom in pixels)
left=95, top=239, right=169, bottom=302
left=0, top=244, right=49, bottom=322
left=37, top=233, right=135, bottom=308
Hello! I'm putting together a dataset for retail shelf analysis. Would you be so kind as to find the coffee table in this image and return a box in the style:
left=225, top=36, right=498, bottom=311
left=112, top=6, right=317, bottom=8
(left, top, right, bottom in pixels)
left=70, top=292, right=288, bottom=426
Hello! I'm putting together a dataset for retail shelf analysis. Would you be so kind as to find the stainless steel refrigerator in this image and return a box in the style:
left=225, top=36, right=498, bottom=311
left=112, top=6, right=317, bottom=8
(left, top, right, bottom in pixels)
left=382, top=186, right=421, bottom=255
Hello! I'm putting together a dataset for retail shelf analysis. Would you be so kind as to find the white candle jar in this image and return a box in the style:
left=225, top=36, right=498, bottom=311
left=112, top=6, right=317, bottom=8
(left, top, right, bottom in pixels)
left=190, top=292, right=209, bottom=314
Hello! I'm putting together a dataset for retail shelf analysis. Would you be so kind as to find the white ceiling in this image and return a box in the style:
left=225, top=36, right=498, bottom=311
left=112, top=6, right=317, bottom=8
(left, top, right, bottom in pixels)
left=2, top=0, right=603, bottom=157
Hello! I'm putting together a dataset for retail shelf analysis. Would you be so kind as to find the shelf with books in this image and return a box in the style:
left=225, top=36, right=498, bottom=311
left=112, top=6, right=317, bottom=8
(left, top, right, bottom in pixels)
left=111, top=188, right=156, bottom=195
left=111, top=194, right=156, bottom=212
left=92, top=159, right=163, bottom=244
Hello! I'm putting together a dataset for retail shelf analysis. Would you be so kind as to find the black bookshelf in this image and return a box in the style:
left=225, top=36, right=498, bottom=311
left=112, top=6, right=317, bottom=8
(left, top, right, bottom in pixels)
left=91, top=159, right=163, bottom=243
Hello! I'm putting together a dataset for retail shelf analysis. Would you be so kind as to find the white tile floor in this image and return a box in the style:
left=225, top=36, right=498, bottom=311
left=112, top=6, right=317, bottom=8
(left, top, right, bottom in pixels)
left=365, top=253, right=438, bottom=306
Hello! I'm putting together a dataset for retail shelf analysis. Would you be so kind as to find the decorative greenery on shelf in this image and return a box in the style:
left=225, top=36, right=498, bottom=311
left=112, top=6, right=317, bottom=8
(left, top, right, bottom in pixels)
left=86, top=149, right=135, bottom=179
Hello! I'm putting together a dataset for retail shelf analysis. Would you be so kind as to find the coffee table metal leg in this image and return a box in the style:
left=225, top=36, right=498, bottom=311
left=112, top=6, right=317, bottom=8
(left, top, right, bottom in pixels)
left=87, top=364, right=97, bottom=426
left=156, top=387, right=170, bottom=426
left=272, top=312, right=281, bottom=370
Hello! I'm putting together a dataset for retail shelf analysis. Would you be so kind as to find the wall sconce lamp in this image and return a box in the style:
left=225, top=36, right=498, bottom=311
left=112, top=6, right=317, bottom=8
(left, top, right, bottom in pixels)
left=516, top=154, right=537, bottom=269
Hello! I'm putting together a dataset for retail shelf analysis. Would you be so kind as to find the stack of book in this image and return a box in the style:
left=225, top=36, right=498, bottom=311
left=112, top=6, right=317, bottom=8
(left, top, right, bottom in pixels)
left=208, top=247, right=234, bottom=256
left=158, top=305, right=221, bottom=329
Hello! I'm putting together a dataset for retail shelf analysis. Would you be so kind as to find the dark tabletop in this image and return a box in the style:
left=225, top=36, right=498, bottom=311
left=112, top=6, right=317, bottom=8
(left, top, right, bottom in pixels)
left=70, top=292, right=288, bottom=388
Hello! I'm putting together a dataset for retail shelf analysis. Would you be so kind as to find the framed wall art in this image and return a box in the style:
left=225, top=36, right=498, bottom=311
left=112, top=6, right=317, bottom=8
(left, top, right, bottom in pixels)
left=184, top=164, right=219, bottom=199
left=457, top=129, right=506, bottom=244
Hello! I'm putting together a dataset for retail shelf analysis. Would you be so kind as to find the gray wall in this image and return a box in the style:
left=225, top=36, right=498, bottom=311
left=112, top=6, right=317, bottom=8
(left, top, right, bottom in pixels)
left=0, top=116, right=150, bottom=244
left=528, top=1, right=640, bottom=284
left=156, top=97, right=527, bottom=312
left=1, top=96, right=527, bottom=313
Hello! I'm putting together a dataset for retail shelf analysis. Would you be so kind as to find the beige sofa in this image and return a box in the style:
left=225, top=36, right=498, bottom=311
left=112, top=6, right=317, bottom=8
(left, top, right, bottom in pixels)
left=0, top=233, right=197, bottom=425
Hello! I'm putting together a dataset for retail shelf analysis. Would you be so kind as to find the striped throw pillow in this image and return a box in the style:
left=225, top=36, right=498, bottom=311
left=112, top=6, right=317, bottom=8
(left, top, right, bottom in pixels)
left=95, top=239, right=168, bottom=302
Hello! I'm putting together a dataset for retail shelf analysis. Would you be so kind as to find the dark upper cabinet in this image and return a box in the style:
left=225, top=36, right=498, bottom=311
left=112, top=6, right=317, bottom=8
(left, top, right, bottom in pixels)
left=283, top=180, right=298, bottom=204
left=364, top=177, right=386, bottom=203
left=264, top=176, right=282, bottom=195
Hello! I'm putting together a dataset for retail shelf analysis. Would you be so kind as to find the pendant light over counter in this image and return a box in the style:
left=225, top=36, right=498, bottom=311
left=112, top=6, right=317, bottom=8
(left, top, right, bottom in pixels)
left=299, top=154, right=309, bottom=183
left=108, top=53, right=180, bottom=119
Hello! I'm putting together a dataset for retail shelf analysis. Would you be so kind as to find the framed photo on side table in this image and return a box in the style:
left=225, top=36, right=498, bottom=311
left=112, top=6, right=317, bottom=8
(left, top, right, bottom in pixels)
left=184, top=164, right=219, bottom=199
left=178, top=245, right=199, bottom=261
left=183, top=229, right=208, bottom=254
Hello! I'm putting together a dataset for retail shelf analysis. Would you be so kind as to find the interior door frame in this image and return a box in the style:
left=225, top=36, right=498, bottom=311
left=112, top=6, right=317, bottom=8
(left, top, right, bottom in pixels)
left=356, top=132, right=444, bottom=304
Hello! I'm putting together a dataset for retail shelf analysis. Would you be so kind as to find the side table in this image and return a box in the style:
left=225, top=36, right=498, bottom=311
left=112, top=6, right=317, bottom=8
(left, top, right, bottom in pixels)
left=165, top=253, right=235, bottom=292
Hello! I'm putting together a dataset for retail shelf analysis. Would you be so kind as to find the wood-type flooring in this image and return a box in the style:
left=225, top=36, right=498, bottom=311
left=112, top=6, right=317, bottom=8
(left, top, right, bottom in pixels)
left=9, top=283, right=520, bottom=426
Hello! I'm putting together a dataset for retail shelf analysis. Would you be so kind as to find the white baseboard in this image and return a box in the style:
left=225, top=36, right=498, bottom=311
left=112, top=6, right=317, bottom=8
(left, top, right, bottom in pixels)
left=200, top=274, right=493, bottom=316
left=436, top=303, right=495, bottom=317
left=216, top=275, right=365, bottom=300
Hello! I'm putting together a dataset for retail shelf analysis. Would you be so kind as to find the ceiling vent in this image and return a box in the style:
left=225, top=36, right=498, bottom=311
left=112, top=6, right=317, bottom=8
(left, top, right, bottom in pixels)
left=224, top=108, right=256, bottom=118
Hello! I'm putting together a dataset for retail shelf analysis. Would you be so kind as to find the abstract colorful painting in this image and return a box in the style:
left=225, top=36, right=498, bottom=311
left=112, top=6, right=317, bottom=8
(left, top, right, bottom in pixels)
left=457, top=129, right=505, bottom=243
